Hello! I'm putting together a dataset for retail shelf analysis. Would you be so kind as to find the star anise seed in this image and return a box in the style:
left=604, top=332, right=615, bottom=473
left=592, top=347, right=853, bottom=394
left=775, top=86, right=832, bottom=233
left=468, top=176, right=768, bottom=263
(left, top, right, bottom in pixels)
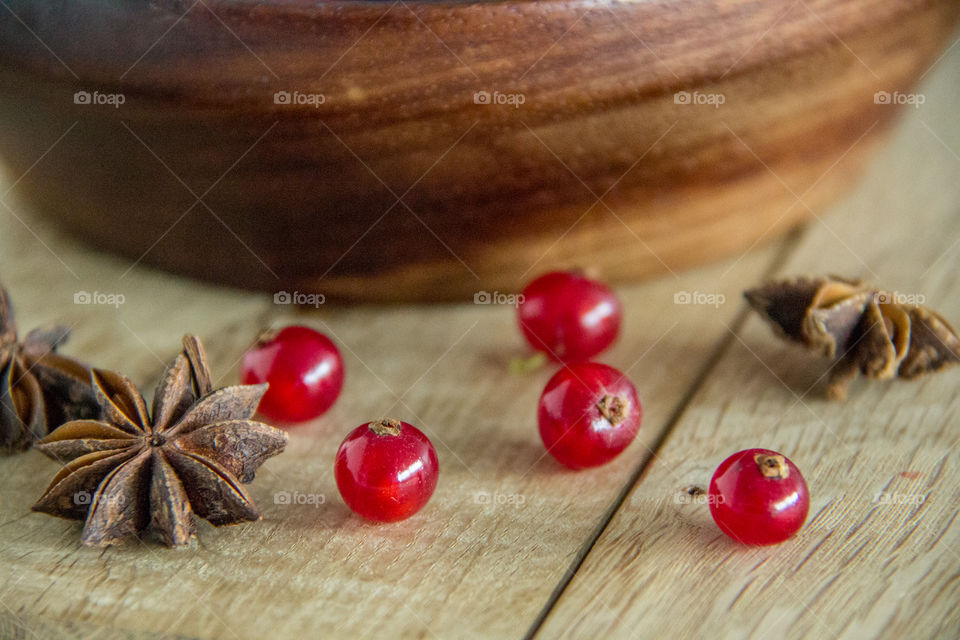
left=745, top=276, right=960, bottom=400
left=0, top=283, right=100, bottom=453
left=32, top=335, right=287, bottom=547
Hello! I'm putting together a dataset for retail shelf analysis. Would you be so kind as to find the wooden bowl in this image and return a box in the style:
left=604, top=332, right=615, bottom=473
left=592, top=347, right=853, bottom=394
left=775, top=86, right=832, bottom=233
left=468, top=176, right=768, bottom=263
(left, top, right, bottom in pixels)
left=0, top=0, right=957, bottom=301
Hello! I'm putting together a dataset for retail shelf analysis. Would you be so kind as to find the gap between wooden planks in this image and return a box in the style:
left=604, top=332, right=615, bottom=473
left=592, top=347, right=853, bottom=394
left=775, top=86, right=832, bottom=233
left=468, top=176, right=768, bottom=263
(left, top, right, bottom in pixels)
left=535, top=42, right=960, bottom=640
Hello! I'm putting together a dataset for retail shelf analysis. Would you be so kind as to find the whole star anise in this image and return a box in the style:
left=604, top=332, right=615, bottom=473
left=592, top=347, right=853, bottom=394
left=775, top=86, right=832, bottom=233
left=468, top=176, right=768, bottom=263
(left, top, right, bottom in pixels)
left=32, top=335, right=287, bottom=547
left=0, top=284, right=99, bottom=453
left=746, top=276, right=960, bottom=400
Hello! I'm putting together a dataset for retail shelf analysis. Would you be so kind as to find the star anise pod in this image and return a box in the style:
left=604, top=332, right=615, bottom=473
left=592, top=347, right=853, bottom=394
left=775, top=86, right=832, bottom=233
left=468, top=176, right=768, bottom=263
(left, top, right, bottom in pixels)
left=0, top=284, right=100, bottom=453
left=745, top=276, right=960, bottom=400
left=32, top=335, right=287, bottom=547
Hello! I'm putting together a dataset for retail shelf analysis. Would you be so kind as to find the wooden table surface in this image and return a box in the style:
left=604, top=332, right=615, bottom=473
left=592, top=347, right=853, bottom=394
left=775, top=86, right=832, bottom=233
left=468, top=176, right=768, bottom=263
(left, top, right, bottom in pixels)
left=1, top=35, right=959, bottom=640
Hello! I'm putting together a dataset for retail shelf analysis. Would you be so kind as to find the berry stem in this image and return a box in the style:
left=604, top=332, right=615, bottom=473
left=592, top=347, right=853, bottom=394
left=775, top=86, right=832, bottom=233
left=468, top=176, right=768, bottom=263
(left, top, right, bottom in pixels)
left=596, top=395, right=626, bottom=426
left=754, top=453, right=789, bottom=478
left=369, top=419, right=402, bottom=436
left=509, top=352, right=547, bottom=375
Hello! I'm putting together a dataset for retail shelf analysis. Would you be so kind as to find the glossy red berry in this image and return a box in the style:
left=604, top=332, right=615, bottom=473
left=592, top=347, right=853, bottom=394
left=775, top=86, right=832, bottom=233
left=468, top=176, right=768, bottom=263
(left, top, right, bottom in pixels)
left=241, top=325, right=344, bottom=424
left=538, top=362, right=641, bottom=469
left=708, top=449, right=810, bottom=546
left=518, top=271, right=622, bottom=362
left=335, top=419, right=439, bottom=522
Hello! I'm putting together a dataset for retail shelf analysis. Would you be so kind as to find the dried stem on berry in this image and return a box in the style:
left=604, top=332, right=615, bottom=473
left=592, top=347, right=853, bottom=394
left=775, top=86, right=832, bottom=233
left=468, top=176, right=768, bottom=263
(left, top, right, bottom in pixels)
left=710, top=448, right=809, bottom=545
left=538, top=363, right=641, bottom=468
left=754, top=453, right=789, bottom=478
left=370, top=418, right=402, bottom=436
left=336, top=419, right=438, bottom=522
left=596, top=395, right=626, bottom=426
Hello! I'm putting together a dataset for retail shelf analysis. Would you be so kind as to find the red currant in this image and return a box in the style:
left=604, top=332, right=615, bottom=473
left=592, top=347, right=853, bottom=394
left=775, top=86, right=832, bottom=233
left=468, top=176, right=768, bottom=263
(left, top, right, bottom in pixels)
left=708, top=449, right=810, bottom=545
left=518, top=271, right=622, bottom=362
left=537, top=362, right=641, bottom=469
left=334, top=419, right=439, bottom=522
left=240, top=325, right=344, bottom=424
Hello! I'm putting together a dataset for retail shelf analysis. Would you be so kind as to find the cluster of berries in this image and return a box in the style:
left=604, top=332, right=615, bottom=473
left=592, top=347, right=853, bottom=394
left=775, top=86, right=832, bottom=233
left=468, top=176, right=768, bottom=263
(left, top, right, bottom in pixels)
left=241, top=272, right=809, bottom=544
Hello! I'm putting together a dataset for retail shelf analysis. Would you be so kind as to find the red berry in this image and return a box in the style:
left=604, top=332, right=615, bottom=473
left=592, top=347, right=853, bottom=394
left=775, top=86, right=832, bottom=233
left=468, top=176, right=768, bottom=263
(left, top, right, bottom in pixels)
left=518, top=271, right=622, bottom=362
left=335, top=419, right=439, bottom=522
left=241, top=325, right=344, bottom=424
left=708, top=449, right=810, bottom=546
left=537, top=362, right=641, bottom=469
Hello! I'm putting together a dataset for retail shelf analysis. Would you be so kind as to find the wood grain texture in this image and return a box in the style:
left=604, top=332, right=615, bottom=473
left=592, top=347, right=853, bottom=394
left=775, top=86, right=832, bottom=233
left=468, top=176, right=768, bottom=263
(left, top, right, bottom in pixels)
left=537, top=40, right=960, bottom=640
left=0, top=0, right=957, bottom=300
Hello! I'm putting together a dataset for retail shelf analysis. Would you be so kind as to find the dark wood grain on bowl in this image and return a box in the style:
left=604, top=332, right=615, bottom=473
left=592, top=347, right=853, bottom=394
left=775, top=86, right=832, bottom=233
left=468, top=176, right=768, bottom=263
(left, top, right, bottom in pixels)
left=0, top=0, right=957, bottom=300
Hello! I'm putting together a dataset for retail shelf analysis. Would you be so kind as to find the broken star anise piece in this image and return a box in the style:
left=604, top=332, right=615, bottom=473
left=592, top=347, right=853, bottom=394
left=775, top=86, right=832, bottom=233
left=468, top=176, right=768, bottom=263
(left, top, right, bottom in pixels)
left=745, top=276, right=960, bottom=400
left=0, top=284, right=100, bottom=453
left=743, top=275, right=872, bottom=358
left=32, top=335, right=288, bottom=548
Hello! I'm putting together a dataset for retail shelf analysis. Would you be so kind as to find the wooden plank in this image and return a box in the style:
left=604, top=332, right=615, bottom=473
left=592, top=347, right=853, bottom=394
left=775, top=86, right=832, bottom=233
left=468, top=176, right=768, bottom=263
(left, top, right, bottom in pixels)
left=0, top=172, right=779, bottom=634
left=536, top=41, right=960, bottom=640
